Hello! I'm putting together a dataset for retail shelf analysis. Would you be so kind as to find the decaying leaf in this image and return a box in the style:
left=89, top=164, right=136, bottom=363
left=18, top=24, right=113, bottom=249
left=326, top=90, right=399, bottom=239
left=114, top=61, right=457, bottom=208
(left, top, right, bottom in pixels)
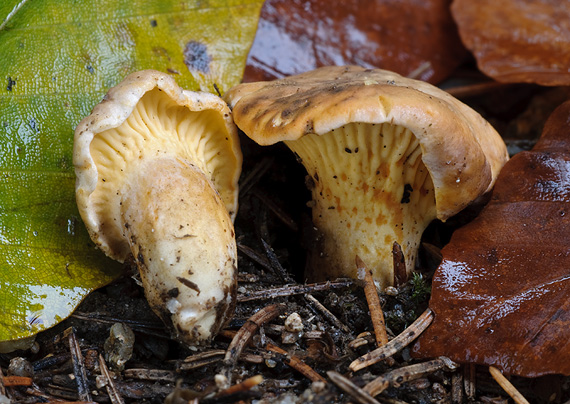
left=244, top=0, right=467, bottom=84
left=412, top=100, right=570, bottom=377
left=451, top=0, right=570, bottom=85
left=0, top=0, right=263, bottom=347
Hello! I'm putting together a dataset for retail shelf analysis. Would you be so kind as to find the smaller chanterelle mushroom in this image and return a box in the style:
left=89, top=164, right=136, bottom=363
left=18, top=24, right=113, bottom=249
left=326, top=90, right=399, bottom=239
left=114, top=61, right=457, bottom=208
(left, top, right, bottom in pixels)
left=225, top=65, right=508, bottom=289
left=74, top=70, right=241, bottom=345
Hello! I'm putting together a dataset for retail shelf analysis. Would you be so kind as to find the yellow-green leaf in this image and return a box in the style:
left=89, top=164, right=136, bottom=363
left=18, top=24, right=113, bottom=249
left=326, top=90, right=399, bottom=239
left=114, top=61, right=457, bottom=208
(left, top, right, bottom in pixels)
left=0, top=0, right=262, bottom=345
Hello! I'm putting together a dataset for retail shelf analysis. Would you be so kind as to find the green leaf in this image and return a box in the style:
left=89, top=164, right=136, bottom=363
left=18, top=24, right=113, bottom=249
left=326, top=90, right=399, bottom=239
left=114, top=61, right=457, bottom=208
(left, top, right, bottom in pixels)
left=0, top=0, right=262, bottom=344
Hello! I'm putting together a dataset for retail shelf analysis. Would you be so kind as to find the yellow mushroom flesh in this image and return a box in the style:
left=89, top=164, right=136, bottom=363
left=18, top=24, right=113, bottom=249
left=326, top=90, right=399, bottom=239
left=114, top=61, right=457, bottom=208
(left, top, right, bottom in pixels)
left=286, top=122, right=436, bottom=288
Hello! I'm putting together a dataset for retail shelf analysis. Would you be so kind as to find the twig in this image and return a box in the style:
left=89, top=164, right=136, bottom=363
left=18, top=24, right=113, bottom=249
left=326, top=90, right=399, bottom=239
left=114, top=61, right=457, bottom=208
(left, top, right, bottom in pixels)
left=178, top=350, right=226, bottom=371
left=222, top=303, right=286, bottom=384
left=68, top=329, right=92, bottom=402
left=489, top=366, right=530, bottom=404
left=445, top=81, right=514, bottom=99
left=407, top=61, right=432, bottom=80
left=392, top=242, right=407, bottom=286
left=123, top=368, right=178, bottom=382
left=238, top=279, right=353, bottom=302
left=237, top=242, right=272, bottom=270
left=327, top=371, right=381, bottom=404
left=239, top=156, right=274, bottom=197
left=217, top=375, right=264, bottom=397
left=0, top=367, right=6, bottom=397
left=349, top=309, right=434, bottom=372
left=451, top=370, right=463, bottom=404
left=463, top=363, right=476, bottom=400
left=1, top=376, right=32, bottom=387
left=261, top=238, right=294, bottom=283
left=305, top=294, right=351, bottom=334
left=363, top=358, right=448, bottom=397
left=357, top=256, right=389, bottom=347
left=266, top=342, right=327, bottom=383
left=99, top=354, right=125, bottom=404
left=253, top=189, right=299, bottom=232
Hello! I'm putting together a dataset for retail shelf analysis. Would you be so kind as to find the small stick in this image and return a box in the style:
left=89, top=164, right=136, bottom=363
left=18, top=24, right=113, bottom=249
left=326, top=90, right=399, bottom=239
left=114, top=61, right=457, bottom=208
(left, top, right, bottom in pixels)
left=349, top=309, right=434, bottom=372
left=0, top=367, right=6, bottom=397
left=266, top=342, right=327, bottom=383
left=327, top=371, right=381, bottom=404
left=239, top=156, right=274, bottom=197
left=463, top=363, right=476, bottom=400
left=178, top=350, right=226, bottom=371
left=407, top=61, right=432, bottom=80
left=217, top=375, right=264, bottom=397
left=392, top=242, right=407, bottom=286
left=489, top=366, right=530, bottom=404
left=99, top=354, right=125, bottom=404
left=237, top=242, right=272, bottom=271
left=1, top=376, right=32, bottom=387
left=261, top=238, right=294, bottom=283
left=253, top=189, right=299, bottom=232
left=451, top=369, right=463, bottom=404
left=238, top=279, right=353, bottom=302
left=356, top=256, right=389, bottom=347
left=222, top=303, right=285, bottom=384
left=445, top=81, right=514, bottom=99
left=123, top=368, right=178, bottom=382
left=305, top=294, right=351, bottom=334
left=68, top=329, right=92, bottom=402
left=363, top=358, right=446, bottom=397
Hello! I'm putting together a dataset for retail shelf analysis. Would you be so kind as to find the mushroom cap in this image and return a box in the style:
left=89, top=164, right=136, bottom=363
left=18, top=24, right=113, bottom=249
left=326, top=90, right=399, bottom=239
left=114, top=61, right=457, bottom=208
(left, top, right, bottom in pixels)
left=74, top=70, right=241, bottom=262
left=225, top=65, right=508, bottom=220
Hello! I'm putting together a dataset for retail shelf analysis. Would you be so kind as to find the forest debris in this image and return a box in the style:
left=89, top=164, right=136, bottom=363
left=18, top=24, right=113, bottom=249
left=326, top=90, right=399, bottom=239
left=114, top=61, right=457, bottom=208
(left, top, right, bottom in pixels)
left=362, top=358, right=451, bottom=397
left=216, top=375, right=263, bottom=397
left=68, top=329, right=92, bottom=402
left=327, top=371, right=381, bottom=404
left=489, top=366, right=530, bottom=404
left=266, top=342, right=327, bottom=383
left=451, top=370, right=463, bottom=404
left=349, top=309, right=434, bottom=372
left=357, top=256, right=389, bottom=347
left=391, top=242, right=408, bottom=287
left=237, top=242, right=272, bottom=270
left=261, top=238, right=295, bottom=283
left=179, top=350, right=226, bottom=371
left=464, top=363, right=476, bottom=400
left=98, top=354, right=125, bottom=404
left=123, top=368, right=178, bottom=382
left=253, top=188, right=299, bottom=232
left=305, top=294, right=351, bottom=334
left=104, top=323, right=135, bottom=372
left=1, top=376, right=33, bottom=387
left=221, top=303, right=286, bottom=385
left=238, top=280, right=353, bottom=302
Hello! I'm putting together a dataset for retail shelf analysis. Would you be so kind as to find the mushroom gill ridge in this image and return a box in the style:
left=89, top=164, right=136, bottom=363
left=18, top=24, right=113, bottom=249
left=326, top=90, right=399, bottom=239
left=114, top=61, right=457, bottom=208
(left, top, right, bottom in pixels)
left=286, top=122, right=436, bottom=288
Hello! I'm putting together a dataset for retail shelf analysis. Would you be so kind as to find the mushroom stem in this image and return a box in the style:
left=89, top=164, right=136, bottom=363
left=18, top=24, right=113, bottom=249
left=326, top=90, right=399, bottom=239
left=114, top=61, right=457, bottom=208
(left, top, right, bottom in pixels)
left=287, top=122, right=436, bottom=288
left=119, top=157, right=237, bottom=345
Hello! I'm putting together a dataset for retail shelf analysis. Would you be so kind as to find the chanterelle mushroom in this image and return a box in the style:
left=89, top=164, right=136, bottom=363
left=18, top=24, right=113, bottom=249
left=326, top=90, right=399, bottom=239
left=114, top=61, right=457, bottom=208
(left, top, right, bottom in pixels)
left=225, top=65, right=508, bottom=288
left=74, top=70, right=241, bottom=345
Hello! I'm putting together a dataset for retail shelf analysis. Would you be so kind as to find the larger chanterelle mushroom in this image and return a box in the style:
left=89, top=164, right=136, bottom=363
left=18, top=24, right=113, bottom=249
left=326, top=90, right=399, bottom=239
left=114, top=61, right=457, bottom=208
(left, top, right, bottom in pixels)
left=74, top=70, right=241, bottom=346
left=225, top=65, right=508, bottom=288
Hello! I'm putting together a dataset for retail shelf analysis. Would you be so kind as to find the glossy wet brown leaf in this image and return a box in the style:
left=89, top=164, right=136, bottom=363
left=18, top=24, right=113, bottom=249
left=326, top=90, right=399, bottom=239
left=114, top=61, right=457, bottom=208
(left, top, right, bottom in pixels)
left=412, top=100, right=570, bottom=377
left=244, top=0, right=467, bottom=84
left=451, top=0, right=570, bottom=85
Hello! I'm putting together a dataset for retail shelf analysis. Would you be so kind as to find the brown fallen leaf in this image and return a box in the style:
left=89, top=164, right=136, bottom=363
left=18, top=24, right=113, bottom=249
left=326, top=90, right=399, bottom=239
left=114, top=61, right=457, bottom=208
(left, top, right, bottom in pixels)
left=244, top=0, right=467, bottom=84
left=451, top=0, right=570, bottom=85
left=412, top=100, right=570, bottom=377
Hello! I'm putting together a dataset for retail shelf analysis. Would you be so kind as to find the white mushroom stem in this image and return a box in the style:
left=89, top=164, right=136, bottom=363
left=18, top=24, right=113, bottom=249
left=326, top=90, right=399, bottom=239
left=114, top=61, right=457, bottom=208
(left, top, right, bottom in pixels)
left=119, top=157, right=237, bottom=345
left=286, top=122, right=437, bottom=289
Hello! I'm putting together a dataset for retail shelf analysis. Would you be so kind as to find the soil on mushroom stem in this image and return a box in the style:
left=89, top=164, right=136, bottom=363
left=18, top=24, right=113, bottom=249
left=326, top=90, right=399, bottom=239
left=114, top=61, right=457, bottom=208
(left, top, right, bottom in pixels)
left=2, top=69, right=570, bottom=404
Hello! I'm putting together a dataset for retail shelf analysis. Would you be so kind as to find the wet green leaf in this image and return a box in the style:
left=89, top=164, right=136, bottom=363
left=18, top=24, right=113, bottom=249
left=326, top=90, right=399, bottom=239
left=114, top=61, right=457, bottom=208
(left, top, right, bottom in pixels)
left=0, top=0, right=262, bottom=344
